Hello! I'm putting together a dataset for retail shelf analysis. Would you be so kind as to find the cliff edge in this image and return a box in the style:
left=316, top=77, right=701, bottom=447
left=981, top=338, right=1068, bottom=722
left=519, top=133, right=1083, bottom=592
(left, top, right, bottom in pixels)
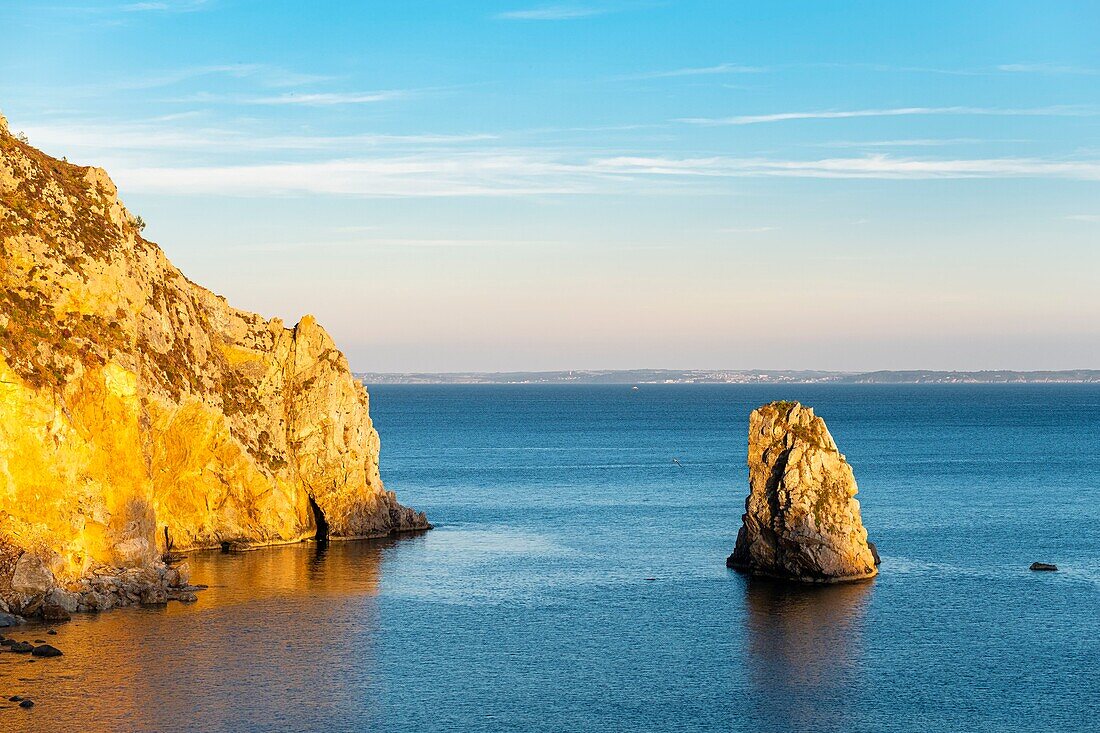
left=0, top=115, right=428, bottom=618
left=727, top=401, right=878, bottom=583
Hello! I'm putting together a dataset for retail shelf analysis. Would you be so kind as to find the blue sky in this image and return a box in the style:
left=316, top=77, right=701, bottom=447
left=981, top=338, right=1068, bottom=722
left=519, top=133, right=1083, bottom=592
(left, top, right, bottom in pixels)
left=2, top=1, right=1098, bottom=371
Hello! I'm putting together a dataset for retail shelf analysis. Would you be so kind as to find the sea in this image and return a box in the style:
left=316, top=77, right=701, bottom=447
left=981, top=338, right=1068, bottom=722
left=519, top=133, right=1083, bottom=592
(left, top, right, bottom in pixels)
left=4, top=385, right=1098, bottom=732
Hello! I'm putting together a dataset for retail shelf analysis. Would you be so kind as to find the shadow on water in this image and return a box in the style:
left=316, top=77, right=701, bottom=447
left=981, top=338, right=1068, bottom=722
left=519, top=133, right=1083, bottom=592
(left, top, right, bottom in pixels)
left=1, top=536, right=416, bottom=733
left=741, top=576, right=874, bottom=733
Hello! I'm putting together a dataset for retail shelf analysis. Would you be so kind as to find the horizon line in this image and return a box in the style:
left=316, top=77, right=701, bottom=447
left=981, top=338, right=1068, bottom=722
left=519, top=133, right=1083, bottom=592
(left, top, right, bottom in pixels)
left=354, top=368, right=1100, bottom=374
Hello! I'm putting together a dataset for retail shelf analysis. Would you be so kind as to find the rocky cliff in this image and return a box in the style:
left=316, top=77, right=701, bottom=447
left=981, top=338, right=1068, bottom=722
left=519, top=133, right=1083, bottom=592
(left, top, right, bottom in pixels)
left=0, top=114, right=428, bottom=618
left=727, top=401, right=878, bottom=583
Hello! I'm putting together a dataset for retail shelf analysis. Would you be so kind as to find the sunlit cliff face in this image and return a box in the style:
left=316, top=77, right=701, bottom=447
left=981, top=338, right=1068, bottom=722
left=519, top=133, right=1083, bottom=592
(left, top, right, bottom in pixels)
left=0, top=114, right=427, bottom=582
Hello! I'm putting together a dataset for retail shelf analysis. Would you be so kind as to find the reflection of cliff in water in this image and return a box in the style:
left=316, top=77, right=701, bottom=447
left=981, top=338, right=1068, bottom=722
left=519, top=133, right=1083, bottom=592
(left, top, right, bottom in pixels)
left=194, top=537, right=391, bottom=603
left=6, top=537, right=412, bottom=733
left=742, top=577, right=873, bottom=732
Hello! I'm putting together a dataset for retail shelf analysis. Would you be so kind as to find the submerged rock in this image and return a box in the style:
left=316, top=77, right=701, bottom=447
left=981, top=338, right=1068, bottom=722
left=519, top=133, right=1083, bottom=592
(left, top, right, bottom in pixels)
left=31, top=644, right=62, bottom=658
left=9, top=641, right=33, bottom=653
left=0, top=117, right=429, bottom=616
left=167, top=588, right=198, bottom=603
left=1029, top=562, right=1058, bottom=572
left=727, top=401, right=878, bottom=583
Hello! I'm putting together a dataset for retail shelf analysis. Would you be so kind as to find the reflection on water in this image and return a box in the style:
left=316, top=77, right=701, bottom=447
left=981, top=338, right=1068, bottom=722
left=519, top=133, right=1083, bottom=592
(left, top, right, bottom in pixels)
left=742, top=578, right=873, bottom=733
left=1, top=538, right=406, bottom=733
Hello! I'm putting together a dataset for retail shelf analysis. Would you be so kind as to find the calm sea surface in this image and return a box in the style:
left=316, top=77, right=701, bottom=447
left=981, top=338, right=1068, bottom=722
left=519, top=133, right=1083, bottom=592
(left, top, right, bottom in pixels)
left=4, top=385, right=1098, bottom=732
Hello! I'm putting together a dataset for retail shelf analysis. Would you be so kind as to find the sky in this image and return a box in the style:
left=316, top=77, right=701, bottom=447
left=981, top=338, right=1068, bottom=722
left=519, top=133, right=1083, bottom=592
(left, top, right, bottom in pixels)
left=1, top=0, right=1098, bottom=372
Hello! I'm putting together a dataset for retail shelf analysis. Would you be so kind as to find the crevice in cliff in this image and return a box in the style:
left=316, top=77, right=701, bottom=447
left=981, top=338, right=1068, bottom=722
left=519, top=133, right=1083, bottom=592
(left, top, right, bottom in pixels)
left=308, top=494, right=329, bottom=542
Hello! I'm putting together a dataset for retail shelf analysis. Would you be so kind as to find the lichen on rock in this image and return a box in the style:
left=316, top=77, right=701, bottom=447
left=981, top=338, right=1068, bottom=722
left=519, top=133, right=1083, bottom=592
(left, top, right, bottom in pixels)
left=0, top=118, right=429, bottom=618
left=727, top=401, right=878, bottom=583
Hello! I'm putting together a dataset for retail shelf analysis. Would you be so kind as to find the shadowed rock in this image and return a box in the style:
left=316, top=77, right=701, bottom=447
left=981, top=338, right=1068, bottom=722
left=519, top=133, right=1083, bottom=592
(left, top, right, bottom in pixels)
left=727, top=401, right=878, bottom=583
left=0, top=613, right=24, bottom=628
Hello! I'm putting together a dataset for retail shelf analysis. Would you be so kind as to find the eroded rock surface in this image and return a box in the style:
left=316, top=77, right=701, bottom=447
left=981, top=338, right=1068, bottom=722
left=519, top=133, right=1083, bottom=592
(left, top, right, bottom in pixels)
left=0, top=115, right=428, bottom=617
left=727, top=401, right=878, bottom=583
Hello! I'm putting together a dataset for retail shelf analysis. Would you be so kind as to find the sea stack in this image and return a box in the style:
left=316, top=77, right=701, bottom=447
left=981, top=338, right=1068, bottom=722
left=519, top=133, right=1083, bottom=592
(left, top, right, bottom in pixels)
left=0, top=118, right=428, bottom=617
left=727, top=401, right=878, bottom=583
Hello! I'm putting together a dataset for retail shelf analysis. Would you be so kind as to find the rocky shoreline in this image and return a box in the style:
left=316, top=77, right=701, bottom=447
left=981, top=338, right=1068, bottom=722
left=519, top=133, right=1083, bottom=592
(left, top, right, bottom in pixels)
left=0, top=524, right=435, bottom=626
left=0, top=546, right=202, bottom=625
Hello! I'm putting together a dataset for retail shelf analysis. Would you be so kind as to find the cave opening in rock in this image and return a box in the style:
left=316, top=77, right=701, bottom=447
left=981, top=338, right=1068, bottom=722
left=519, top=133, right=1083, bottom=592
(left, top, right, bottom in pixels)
left=308, top=495, right=329, bottom=541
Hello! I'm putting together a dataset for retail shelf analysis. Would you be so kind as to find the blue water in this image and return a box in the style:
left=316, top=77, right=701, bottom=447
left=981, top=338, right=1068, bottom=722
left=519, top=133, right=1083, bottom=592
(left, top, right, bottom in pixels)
left=6, top=385, right=1098, bottom=732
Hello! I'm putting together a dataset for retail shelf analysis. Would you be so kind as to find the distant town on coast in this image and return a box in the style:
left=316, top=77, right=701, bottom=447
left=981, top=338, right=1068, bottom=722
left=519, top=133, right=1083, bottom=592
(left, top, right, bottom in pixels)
left=358, top=369, right=1100, bottom=385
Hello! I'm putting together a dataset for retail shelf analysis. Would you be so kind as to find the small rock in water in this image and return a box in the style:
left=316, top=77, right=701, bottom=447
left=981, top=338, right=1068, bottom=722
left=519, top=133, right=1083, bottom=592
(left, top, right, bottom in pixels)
left=0, top=639, right=15, bottom=647
left=1029, top=562, right=1058, bottom=572
left=46, top=630, right=57, bottom=635
left=167, top=588, right=198, bottom=603
left=8, top=696, right=22, bottom=702
left=18, top=699, right=34, bottom=708
left=31, top=645, right=62, bottom=658
left=9, top=642, right=33, bottom=653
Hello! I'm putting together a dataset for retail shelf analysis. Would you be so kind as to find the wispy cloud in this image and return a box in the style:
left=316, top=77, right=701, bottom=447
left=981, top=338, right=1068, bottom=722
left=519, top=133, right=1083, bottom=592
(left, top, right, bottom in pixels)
left=231, top=237, right=553, bottom=253
left=51, top=63, right=331, bottom=94
left=818, top=138, right=1012, bottom=148
left=245, top=91, right=412, bottom=106
left=103, top=150, right=1100, bottom=200
left=111, top=64, right=265, bottom=90
left=593, top=154, right=1100, bottom=180
left=497, top=5, right=606, bottom=20
left=1066, top=214, right=1100, bottom=222
left=625, top=60, right=1100, bottom=80
left=718, top=226, right=775, bottom=233
left=998, top=63, right=1099, bottom=75
left=110, top=153, right=598, bottom=198
left=790, top=62, right=987, bottom=77
left=624, top=63, right=766, bottom=79
left=804, top=61, right=1097, bottom=76
left=680, top=105, right=1099, bottom=126
left=119, top=0, right=211, bottom=12
left=20, top=119, right=496, bottom=155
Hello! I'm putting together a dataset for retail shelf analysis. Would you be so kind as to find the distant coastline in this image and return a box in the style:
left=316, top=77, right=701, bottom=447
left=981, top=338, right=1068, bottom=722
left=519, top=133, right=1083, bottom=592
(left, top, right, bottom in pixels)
left=357, top=369, right=1100, bottom=385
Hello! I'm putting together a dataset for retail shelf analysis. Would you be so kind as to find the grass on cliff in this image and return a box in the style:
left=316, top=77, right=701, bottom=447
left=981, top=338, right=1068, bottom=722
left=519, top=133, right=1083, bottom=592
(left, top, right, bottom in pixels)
left=0, top=128, right=290, bottom=474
